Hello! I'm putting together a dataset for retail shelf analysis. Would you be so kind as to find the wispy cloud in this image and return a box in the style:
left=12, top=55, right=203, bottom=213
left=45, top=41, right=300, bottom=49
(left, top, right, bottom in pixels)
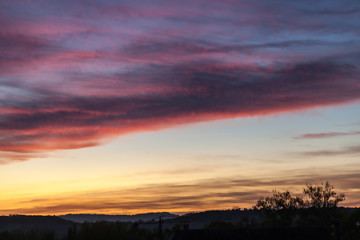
left=300, top=145, right=360, bottom=157
left=2, top=170, right=359, bottom=215
left=305, top=8, right=360, bottom=15
left=0, top=152, right=47, bottom=165
left=294, top=131, right=360, bottom=139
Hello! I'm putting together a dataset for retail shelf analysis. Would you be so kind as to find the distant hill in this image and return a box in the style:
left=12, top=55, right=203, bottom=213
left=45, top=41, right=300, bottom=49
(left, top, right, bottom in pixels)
left=171, top=209, right=263, bottom=229
left=59, top=212, right=178, bottom=223
left=171, top=207, right=359, bottom=229
left=0, top=215, right=73, bottom=236
left=176, top=209, right=260, bottom=222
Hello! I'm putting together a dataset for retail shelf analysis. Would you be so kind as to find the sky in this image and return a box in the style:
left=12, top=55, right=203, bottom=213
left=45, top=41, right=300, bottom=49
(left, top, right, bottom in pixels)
left=0, top=0, right=360, bottom=215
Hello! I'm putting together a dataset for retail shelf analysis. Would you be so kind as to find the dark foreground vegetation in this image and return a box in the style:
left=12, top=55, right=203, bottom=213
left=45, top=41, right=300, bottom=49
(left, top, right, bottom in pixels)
left=1, top=182, right=359, bottom=240
left=0, top=208, right=359, bottom=240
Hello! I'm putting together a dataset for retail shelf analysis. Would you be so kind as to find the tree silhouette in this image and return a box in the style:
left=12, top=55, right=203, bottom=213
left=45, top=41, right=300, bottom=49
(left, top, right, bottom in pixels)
left=253, top=190, right=305, bottom=211
left=253, top=181, right=346, bottom=233
left=253, top=190, right=306, bottom=226
left=254, top=181, right=345, bottom=211
left=303, top=181, right=345, bottom=208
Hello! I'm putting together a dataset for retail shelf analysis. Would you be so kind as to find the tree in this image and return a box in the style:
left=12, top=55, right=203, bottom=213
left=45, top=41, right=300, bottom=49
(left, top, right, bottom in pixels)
left=303, top=181, right=345, bottom=208
left=253, top=190, right=305, bottom=211
left=253, top=190, right=305, bottom=226
left=254, top=181, right=345, bottom=211
left=253, top=182, right=346, bottom=230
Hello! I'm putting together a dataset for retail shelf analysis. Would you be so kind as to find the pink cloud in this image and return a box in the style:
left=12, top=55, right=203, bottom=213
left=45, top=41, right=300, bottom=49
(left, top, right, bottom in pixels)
left=1, top=0, right=360, bottom=162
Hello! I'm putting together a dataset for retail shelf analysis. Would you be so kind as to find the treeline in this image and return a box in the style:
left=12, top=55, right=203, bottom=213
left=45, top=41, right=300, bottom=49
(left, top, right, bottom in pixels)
left=0, top=230, right=56, bottom=240
left=0, top=209, right=359, bottom=240
left=65, top=221, right=162, bottom=240
left=0, top=221, right=166, bottom=240
left=204, top=207, right=360, bottom=239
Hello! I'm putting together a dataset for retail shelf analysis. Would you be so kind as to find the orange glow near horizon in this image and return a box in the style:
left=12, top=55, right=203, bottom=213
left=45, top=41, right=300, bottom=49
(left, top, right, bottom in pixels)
left=1, top=130, right=360, bottom=216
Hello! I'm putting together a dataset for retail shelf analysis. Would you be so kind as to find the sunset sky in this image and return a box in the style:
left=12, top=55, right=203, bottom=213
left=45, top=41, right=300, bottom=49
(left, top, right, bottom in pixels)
left=1, top=0, right=360, bottom=215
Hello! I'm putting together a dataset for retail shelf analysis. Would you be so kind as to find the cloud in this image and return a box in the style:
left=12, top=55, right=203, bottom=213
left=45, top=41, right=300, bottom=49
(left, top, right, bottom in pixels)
left=1, top=0, right=360, bottom=162
left=2, top=170, right=359, bottom=214
left=300, top=145, right=360, bottom=157
left=123, top=39, right=354, bottom=58
left=0, top=33, right=61, bottom=71
left=0, top=60, right=359, bottom=161
left=306, top=8, right=360, bottom=15
left=294, top=131, right=360, bottom=139
left=0, top=152, right=47, bottom=164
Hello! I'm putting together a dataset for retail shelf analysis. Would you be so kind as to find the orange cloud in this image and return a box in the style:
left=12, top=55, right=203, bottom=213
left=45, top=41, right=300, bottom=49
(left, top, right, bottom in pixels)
left=1, top=170, right=359, bottom=215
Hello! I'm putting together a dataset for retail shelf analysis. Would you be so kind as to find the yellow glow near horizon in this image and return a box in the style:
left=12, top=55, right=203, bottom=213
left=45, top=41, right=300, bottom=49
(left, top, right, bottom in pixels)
left=1, top=105, right=360, bottom=215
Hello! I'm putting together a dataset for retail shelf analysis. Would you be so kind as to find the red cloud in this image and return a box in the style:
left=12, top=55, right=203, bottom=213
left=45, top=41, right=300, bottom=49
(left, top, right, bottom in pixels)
left=1, top=61, right=359, bottom=162
left=1, top=0, right=360, bottom=162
